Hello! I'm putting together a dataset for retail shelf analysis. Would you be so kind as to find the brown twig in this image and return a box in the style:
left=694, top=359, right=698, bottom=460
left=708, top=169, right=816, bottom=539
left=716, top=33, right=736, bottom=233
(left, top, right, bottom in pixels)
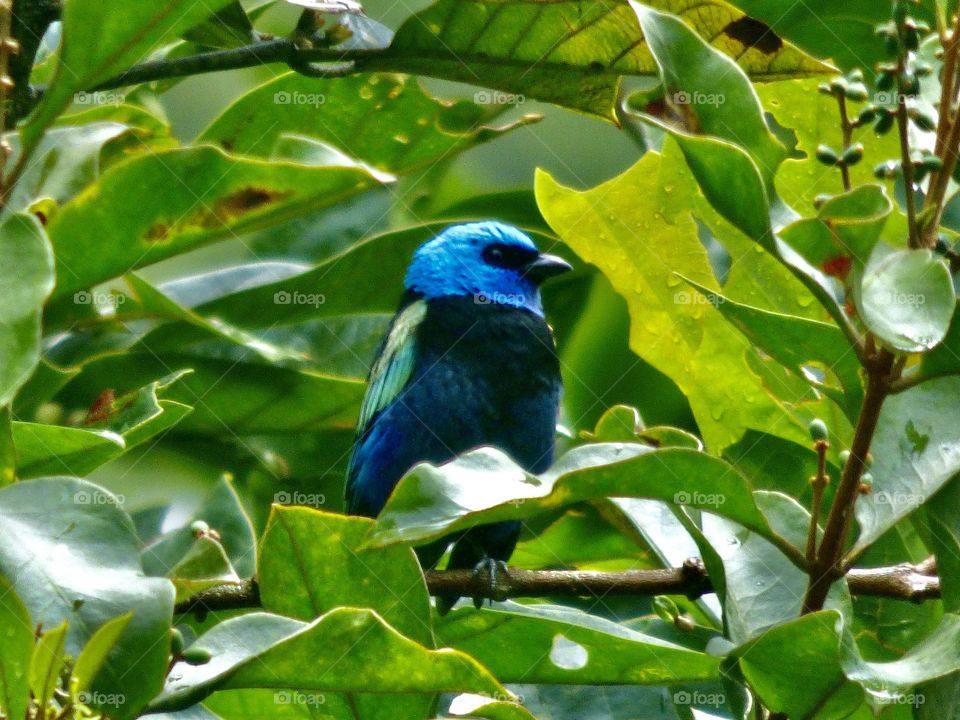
left=836, top=96, right=853, bottom=191
left=805, top=440, right=830, bottom=565
left=802, top=350, right=895, bottom=613
left=172, top=557, right=942, bottom=615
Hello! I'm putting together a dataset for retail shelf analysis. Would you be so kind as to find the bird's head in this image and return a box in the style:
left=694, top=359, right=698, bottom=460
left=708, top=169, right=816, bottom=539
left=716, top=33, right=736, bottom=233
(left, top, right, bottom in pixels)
left=404, top=221, right=572, bottom=316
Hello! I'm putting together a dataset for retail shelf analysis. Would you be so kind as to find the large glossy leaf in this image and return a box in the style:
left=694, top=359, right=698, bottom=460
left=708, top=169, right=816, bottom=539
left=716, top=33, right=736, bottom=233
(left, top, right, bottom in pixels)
left=21, top=0, right=235, bottom=154
left=149, top=609, right=504, bottom=712
left=259, top=507, right=430, bottom=640
left=435, top=601, right=720, bottom=684
left=0, top=214, right=54, bottom=407
left=200, top=72, right=537, bottom=173
left=0, top=477, right=174, bottom=719
left=631, top=2, right=787, bottom=192
left=13, top=370, right=192, bottom=478
left=47, top=147, right=386, bottom=302
left=536, top=152, right=810, bottom=451
left=368, top=443, right=798, bottom=561
left=734, top=611, right=864, bottom=719
left=856, top=248, right=955, bottom=353
left=0, top=578, right=33, bottom=720
left=259, top=507, right=434, bottom=720
left=852, top=377, right=960, bottom=554
left=368, top=0, right=827, bottom=121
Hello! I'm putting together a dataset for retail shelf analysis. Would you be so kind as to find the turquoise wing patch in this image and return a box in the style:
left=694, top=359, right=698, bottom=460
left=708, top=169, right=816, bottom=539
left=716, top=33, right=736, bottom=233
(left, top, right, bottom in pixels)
left=357, top=299, right=427, bottom=431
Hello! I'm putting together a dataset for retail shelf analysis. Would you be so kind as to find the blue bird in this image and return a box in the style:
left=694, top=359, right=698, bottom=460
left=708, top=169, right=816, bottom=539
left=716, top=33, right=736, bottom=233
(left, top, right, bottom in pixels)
left=345, top=221, right=571, bottom=611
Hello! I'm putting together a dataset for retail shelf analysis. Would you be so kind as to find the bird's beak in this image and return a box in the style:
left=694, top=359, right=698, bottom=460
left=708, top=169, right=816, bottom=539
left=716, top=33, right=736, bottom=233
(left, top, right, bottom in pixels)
left=523, top=253, right=573, bottom=283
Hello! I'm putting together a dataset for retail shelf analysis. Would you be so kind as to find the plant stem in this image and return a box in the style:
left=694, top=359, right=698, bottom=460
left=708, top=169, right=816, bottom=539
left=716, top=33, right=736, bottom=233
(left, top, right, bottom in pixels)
left=894, top=52, right=921, bottom=248
left=805, top=439, right=829, bottom=565
left=802, top=349, right=895, bottom=613
left=836, top=95, right=853, bottom=191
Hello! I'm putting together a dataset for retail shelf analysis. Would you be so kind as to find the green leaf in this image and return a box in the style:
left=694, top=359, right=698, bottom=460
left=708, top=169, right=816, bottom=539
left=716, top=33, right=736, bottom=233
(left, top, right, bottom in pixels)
left=856, top=248, right=956, bottom=353
left=47, top=146, right=386, bottom=302
left=682, top=278, right=863, bottom=418
left=536, top=152, right=811, bottom=451
left=259, top=507, right=430, bottom=641
left=724, top=0, right=939, bottom=72
left=0, top=577, right=33, bottom=720
left=13, top=370, right=192, bottom=478
left=371, top=0, right=828, bottom=121
left=922, top=301, right=960, bottom=379
left=929, top=477, right=960, bottom=613
left=734, top=611, right=864, bottom=719
left=853, top=377, right=960, bottom=554
left=368, top=443, right=797, bottom=560
left=21, top=0, right=235, bottom=155
left=435, top=601, right=721, bottom=684
left=181, top=2, right=254, bottom=48
left=259, top=507, right=434, bottom=720
left=3, top=123, right=152, bottom=213
left=443, top=698, right=538, bottom=720
left=630, top=2, right=787, bottom=193
left=780, top=185, right=893, bottom=271
left=30, top=621, right=68, bottom=712
left=0, top=477, right=174, bottom=719
left=200, top=72, right=539, bottom=173
left=0, top=213, right=54, bottom=407
left=756, top=79, right=901, bottom=212
left=73, top=613, right=133, bottom=693
left=149, top=609, right=504, bottom=712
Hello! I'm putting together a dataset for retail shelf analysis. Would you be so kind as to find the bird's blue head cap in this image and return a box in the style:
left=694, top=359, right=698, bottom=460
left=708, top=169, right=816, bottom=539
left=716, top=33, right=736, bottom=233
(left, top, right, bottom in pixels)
left=404, top=221, right=572, bottom=316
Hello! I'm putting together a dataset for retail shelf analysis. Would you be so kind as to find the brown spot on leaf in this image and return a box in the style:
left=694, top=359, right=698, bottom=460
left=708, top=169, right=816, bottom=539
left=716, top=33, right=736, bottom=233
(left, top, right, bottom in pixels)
left=146, top=223, right=170, bottom=242
left=84, top=389, right=116, bottom=425
left=723, top=16, right=783, bottom=55
left=821, top=255, right=852, bottom=279
left=215, top=187, right=286, bottom=217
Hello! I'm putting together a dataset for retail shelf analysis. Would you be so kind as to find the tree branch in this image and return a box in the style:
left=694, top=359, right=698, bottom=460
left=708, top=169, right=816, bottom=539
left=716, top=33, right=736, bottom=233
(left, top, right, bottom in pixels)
left=172, top=558, right=941, bottom=615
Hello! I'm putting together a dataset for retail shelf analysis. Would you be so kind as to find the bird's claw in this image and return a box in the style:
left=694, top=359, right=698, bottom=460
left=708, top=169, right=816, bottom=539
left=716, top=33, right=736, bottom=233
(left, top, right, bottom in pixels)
left=471, top=558, right=509, bottom=609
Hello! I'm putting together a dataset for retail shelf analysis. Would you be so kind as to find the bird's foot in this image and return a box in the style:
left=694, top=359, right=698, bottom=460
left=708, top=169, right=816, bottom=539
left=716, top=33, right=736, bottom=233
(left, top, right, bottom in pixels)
left=471, top=558, right=509, bottom=609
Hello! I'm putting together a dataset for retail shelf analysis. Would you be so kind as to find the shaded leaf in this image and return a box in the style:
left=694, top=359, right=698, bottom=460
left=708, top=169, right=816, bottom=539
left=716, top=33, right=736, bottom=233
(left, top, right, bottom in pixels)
left=200, top=72, right=538, bottom=173
left=0, top=477, right=174, bottom=719
left=0, top=578, right=33, bottom=720
left=0, top=214, right=54, bottom=407
left=150, top=609, right=504, bottom=712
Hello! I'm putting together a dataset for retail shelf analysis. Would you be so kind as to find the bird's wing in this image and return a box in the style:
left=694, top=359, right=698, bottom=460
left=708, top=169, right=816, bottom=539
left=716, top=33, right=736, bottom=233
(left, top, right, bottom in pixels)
left=357, top=298, right=427, bottom=431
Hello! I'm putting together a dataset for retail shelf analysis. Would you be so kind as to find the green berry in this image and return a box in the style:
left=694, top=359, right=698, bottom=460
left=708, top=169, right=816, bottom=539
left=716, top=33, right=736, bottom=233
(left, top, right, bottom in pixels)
left=809, top=418, right=829, bottom=441
left=816, top=144, right=840, bottom=166
left=847, top=69, right=864, bottom=83
left=841, top=143, right=864, bottom=166
left=190, top=520, right=210, bottom=537
left=839, top=450, right=852, bottom=465
left=921, top=154, right=944, bottom=171
left=861, top=472, right=874, bottom=486
left=170, top=628, right=184, bottom=655
left=652, top=595, right=679, bottom=623
left=829, top=77, right=849, bottom=95
left=874, top=159, right=901, bottom=178
left=182, top=647, right=213, bottom=666
left=845, top=82, right=869, bottom=102
left=874, top=113, right=896, bottom=135
left=876, top=70, right=896, bottom=92
left=909, top=107, right=937, bottom=131
left=856, top=106, right=877, bottom=126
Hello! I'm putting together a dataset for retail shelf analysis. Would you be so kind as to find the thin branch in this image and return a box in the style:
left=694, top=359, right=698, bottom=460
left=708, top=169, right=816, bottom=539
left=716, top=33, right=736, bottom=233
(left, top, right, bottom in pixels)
left=172, top=558, right=942, bottom=615
left=802, top=350, right=895, bottom=613
left=805, top=439, right=829, bottom=565
left=836, top=95, right=853, bottom=191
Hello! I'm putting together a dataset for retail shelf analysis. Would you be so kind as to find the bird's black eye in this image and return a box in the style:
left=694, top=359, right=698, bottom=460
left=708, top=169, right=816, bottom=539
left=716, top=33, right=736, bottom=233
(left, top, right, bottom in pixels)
left=482, top=242, right=536, bottom=269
